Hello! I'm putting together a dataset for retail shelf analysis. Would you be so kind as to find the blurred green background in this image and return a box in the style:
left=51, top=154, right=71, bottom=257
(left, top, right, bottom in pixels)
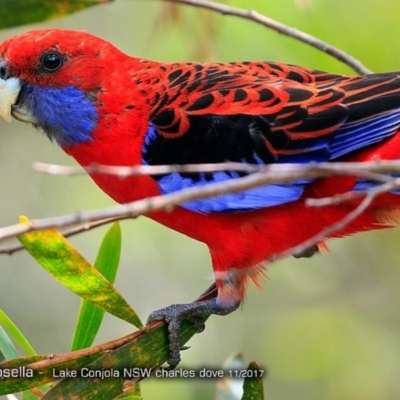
left=1, top=0, right=400, bottom=399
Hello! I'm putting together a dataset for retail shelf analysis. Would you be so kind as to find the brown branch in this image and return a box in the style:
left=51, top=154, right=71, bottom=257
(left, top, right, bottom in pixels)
left=211, top=190, right=376, bottom=282
left=2, top=161, right=400, bottom=246
left=7, top=158, right=393, bottom=255
left=0, top=170, right=313, bottom=242
left=159, top=0, right=371, bottom=75
left=0, top=217, right=122, bottom=255
left=32, top=161, right=262, bottom=177
left=307, top=176, right=400, bottom=207
left=270, top=176, right=400, bottom=261
left=33, top=160, right=399, bottom=182
left=268, top=192, right=375, bottom=263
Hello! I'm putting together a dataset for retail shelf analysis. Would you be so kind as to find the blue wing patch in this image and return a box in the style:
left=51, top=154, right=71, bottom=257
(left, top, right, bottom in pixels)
left=330, top=110, right=400, bottom=159
left=157, top=171, right=308, bottom=213
left=142, top=121, right=312, bottom=212
left=143, top=105, right=400, bottom=214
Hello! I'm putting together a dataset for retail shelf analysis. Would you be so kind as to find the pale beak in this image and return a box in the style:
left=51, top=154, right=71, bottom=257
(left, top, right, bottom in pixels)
left=0, top=77, right=20, bottom=122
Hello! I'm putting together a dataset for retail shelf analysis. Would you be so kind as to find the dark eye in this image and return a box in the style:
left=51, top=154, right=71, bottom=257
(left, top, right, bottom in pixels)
left=0, top=66, right=9, bottom=79
left=41, top=52, right=63, bottom=72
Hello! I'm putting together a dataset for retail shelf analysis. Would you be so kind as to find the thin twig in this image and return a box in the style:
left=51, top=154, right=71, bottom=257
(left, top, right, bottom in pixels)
left=0, top=217, right=122, bottom=255
left=3, top=160, right=396, bottom=255
left=281, top=176, right=400, bottom=260
left=1, top=161, right=398, bottom=244
left=0, top=171, right=312, bottom=242
left=33, top=161, right=262, bottom=177
left=10, top=158, right=400, bottom=256
left=212, top=191, right=375, bottom=281
left=273, top=177, right=400, bottom=260
left=33, top=160, right=399, bottom=183
left=159, top=0, right=371, bottom=75
left=307, top=176, right=400, bottom=207
left=269, top=192, right=376, bottom=263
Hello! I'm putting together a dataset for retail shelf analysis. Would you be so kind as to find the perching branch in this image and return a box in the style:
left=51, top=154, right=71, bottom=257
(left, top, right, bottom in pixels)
left=159, top=0, right=372, bottom=75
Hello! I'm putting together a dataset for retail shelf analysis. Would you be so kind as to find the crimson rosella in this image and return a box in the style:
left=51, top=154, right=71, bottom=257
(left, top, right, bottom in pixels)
left=1, top=29, right=400, bottom=366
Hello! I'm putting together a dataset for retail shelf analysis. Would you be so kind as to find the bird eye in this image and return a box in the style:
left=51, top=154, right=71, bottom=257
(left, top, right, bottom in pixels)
left=0, top=66, right=8, bottom=79
left=41, top=52, right=63, bottom=72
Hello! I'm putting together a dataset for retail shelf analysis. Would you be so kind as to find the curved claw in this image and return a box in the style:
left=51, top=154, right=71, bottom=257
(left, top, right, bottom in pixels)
left=147, top=298, right=239, bottom=368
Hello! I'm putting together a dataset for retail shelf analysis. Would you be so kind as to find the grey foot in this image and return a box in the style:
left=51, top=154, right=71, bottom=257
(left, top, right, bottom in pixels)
left=147, top=298, right=239, bottom=368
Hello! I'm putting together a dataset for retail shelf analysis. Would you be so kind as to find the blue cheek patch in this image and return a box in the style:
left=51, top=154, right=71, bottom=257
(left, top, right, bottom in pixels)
left=22, top=83, right=98, bottom=146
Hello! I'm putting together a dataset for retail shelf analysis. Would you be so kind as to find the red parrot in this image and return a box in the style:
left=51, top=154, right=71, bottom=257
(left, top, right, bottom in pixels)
left=1, top=29, right=400, bottom=366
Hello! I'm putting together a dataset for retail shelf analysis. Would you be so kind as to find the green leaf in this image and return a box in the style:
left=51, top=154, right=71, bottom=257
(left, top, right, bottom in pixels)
left=0, top=0, right=110, bottom=29
left=0, top=308, right=36, bottom=356
left=0, top=326, right=18, bottom=360
left=71, top=222, right=122, bottom=351
left=18, top=217, right=143, bottom=329
left=241, top=361, right=265, bottom=400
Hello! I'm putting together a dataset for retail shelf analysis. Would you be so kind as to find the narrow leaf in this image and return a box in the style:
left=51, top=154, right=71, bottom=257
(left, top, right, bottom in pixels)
left=71, top=222, right=122, bottom=351
left=18, top=216, right=142, bottom=329
left=0, top=308, right=36, bottom=356
left=0, top=326, right=18, bottom=360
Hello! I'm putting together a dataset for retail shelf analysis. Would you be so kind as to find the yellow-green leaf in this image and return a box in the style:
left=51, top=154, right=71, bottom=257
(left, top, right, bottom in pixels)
left=18, top=217, right=142, bottom=329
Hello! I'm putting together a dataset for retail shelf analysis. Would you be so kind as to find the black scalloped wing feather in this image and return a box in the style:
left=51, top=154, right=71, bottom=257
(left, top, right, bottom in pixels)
left=142, top=62, right=400, bottom=213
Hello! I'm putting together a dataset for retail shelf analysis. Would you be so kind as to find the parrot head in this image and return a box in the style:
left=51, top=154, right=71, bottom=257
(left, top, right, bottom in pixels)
left=0, top=29, right=133, bottom=146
